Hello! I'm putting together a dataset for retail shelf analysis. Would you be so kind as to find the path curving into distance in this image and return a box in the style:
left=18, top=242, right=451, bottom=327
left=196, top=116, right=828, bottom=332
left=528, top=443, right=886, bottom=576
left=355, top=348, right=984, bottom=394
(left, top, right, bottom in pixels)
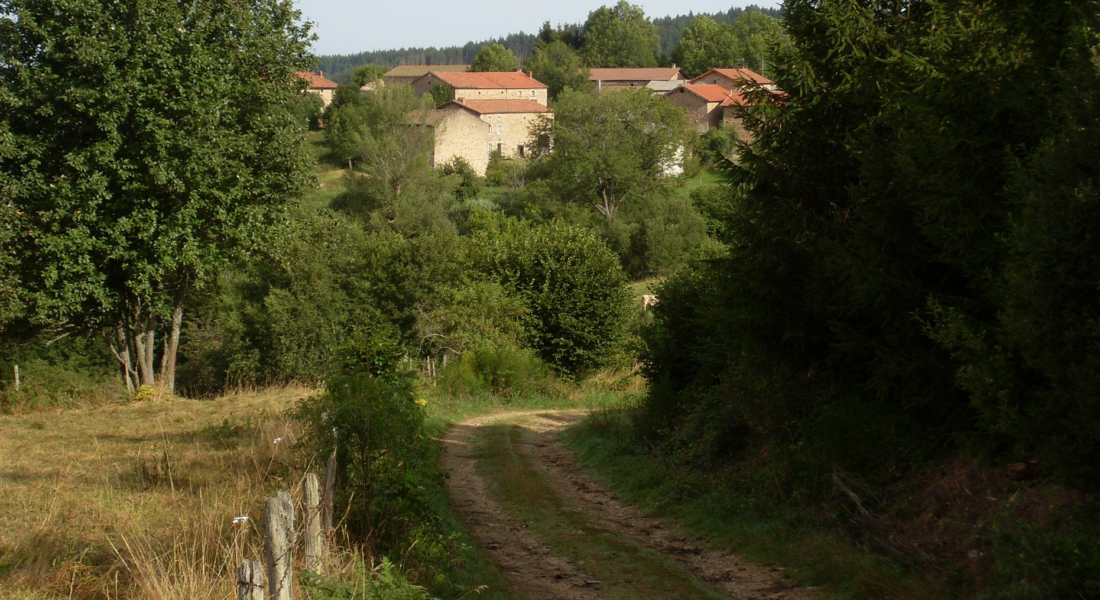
left=440, top=410, right=821, bottom=600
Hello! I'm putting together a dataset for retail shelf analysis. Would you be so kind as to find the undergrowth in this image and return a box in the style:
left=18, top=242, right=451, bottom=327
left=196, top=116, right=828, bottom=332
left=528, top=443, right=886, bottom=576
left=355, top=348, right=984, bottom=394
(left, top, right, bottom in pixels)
left=564, top=404, right=945, bottom=600
left=566, top=405, right=1100, bottom=600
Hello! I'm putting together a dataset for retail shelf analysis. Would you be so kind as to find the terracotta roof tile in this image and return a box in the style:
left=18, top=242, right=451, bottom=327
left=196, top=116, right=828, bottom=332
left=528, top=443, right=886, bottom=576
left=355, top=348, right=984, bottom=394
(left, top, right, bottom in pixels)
left=589, top=67, right=685, bottom=82
left=385, top=64, right=469, bottom=78
left=295, top=71, right=338, bottom=89
left=678, top=84, right=748, bottom=106
left=447, top=99, right=551, bottom=114
left=426, top=71, right=548, bottom=90
left=689, top=68, right=773, bottom=86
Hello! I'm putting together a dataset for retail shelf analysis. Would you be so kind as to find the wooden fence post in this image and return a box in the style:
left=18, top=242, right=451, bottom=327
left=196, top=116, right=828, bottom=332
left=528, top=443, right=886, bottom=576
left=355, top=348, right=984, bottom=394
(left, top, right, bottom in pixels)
left=323, top=449, right=337, bottom=532
left=264, top=491, right=294, bottom=600
left=13, top=364, right=19, bottom=392
left=303, top=473, right=323, bottom=573
left=237, top=559, right=265, bottom=600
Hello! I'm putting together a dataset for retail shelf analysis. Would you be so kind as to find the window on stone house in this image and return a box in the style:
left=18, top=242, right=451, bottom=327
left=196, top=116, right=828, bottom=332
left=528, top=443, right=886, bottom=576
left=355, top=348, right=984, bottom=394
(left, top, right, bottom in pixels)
left=496, top=124, right=502, bottom=135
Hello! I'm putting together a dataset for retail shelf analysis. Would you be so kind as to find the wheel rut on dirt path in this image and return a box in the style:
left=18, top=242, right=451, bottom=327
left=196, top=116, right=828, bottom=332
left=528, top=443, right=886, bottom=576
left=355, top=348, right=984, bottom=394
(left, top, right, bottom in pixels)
left=440, top=410, right=821, bottom=600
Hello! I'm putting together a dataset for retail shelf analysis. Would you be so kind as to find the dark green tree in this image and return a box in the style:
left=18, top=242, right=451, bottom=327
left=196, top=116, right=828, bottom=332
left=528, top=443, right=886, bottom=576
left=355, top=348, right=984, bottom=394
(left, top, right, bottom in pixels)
left=471, top=43, right=519, bottom=72
left=536, top=88, right=690, bottom=220
left=729, top=11, right=787, bottom=76
left=0, top=0, right=314, bottom=393
left=672, top=16, right=741, bottom=77
left=351, top=63, right=387, bottom=86
left=524, top=40, right=591, bottom=100
left=581, top=1, right=660, bottom=68
left=472, top=218, right=630, bottom=375
left=645, top=0, right=1100, bottom=494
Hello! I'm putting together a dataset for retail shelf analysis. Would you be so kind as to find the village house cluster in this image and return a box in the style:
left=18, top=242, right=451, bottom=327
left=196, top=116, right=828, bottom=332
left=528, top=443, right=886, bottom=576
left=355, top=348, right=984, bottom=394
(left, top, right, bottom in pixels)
left=296, top=63, right=776, bottom=177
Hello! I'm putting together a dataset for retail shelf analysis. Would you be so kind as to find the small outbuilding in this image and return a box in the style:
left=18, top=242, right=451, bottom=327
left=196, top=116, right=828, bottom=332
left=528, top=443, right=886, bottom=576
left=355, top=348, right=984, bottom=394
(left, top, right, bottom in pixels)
left=295, top=71, right=339, bottom=107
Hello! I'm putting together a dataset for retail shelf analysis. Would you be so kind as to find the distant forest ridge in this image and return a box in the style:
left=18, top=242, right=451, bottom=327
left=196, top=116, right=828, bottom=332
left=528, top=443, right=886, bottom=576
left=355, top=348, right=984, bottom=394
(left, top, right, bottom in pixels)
left=316, top=5, right=782, bottom=84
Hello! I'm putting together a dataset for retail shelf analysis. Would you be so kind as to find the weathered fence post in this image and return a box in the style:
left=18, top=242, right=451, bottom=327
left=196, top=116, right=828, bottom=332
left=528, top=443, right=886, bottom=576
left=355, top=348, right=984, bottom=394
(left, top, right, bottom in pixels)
left=264, top=491, right=294, bottom=600
left=323, top=449, right=337, bottom=532
left=303, top=473, right=323, bottom=573
left=237, top=559, right=265, bottom=600
left=13, top=364, right=19, bottom=392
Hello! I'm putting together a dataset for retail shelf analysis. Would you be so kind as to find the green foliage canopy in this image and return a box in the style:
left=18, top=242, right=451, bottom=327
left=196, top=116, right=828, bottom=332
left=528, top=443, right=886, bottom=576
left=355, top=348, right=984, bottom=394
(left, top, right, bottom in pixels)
left=470, top=43, right=520, bottom=72
left=672, top=16, right=741, bottom=77
left=537, top=88, right=691, bottom=220
left=472, top=218, right=630, bottom=375
left=325, top=85, right=442, bottom=226
left=581, top=1, right=660, bottom=68
left=645, top=0, right=1100, bottom=497
left=0, top=0, right=315, bottom=392
left=524, top=40, right=591, bottom=100
left=350, top=63, right=387, bottom=86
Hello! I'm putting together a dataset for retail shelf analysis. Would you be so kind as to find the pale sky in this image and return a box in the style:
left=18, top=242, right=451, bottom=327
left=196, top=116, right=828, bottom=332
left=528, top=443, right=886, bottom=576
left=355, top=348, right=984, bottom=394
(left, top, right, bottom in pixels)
left=295, top=1, right=782, bottom=56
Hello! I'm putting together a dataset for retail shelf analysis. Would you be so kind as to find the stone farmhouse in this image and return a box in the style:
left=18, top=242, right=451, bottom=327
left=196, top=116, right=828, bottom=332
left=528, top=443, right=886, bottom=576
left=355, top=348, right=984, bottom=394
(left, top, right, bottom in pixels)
left=411, top=70, right=549, bottom=106
left=426, top=98, right=552, bottom=176
left=383, top=64, right=470, bottom=87
left=589, top=67, right=686, bottom=92
left=666, top=84, right=748, bottom=133
left=689, top=67, right=777, bottom=92
left=295, top=71, right=338, bottom=107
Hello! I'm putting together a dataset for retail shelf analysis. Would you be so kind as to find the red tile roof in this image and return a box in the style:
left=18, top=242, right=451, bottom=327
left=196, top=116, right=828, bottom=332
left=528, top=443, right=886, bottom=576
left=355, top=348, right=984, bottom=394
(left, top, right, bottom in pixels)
left=689, top=68, right=772, bottom=87
left=295, top=71, right=338, bottom=89
left=448, top=99, right=551, bottom=114
left=679, top=84, right=748, bottom=106
left=426, top=71, right=548, bottom=90
left=589, top=67, right=685, bottom=82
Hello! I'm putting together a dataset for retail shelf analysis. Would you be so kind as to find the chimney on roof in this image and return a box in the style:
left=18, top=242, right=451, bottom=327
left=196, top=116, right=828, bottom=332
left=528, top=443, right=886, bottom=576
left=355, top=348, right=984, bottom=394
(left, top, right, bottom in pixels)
left=318, top=70, right=323, bottom=77
left=671, top=63, right=677, bottom=69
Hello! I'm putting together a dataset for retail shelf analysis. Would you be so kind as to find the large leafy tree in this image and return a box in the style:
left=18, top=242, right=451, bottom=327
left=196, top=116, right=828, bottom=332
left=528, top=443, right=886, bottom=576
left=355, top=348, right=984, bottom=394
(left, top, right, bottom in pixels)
left=647, top=0, right=1100, bottom=489
left=0, top=0, right=315, bottom=393
left=325, top=85, right=448, bottom=232
left=536, top=88, right=690, bottom=220
left=524, top=40, right=591, bottom=100
left=351, top=64, right=387, bottom=86
left=729, top=11, right=787, bottom=76
left=470, top=43, right=519, bottom=72
left=672, top=15, right=742, bottom=77
left=581, top=1, right=660, bottom=68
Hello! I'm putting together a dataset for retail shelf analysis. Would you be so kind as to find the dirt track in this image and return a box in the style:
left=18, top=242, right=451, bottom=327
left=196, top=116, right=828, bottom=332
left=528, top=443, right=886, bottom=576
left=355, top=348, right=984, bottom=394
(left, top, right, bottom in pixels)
left=440, top=410, right=820, bottom=600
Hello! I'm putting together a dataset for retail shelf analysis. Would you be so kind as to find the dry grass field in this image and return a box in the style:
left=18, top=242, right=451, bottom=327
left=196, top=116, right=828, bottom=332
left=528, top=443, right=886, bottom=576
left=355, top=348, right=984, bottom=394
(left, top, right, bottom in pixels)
left=0, top=386, right=317, bottom=599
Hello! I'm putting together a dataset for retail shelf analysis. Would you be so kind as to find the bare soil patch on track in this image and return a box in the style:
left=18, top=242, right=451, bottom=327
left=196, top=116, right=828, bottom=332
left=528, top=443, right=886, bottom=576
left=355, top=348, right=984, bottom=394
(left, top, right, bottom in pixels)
left=440, top=410, right=821, bottom=600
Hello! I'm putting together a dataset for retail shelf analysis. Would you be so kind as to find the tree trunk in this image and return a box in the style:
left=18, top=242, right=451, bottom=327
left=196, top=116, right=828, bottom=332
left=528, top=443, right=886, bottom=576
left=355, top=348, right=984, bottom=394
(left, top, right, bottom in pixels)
left=160, top=303, right=183, bottom=395
left=112, top=325, right=139, bottom=394
left=143, top=318, right=155, bottom=386
left=132, top=312, right=157, bottom=388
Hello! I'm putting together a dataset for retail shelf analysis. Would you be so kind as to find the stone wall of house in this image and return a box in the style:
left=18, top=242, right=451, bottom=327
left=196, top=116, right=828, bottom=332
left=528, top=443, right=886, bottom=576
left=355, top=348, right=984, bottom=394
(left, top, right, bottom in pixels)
left=722, top=106, right=755, bottom=147
left=308, top=88, right=336, bottom=107
left=411, top=77, right=441, bottom=98
left=385, top=76, right=418, bottom=87
left=433, top=108, right=493, bottom=176
left=666, top=92, right=719, bottom=133
left=457, top=88, right=548, bottom=106
left=481, top=112, right=549, bottom=160
left=693, top=73, right=738, bottom=89
left=411, top=79, right=548, bottom=106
